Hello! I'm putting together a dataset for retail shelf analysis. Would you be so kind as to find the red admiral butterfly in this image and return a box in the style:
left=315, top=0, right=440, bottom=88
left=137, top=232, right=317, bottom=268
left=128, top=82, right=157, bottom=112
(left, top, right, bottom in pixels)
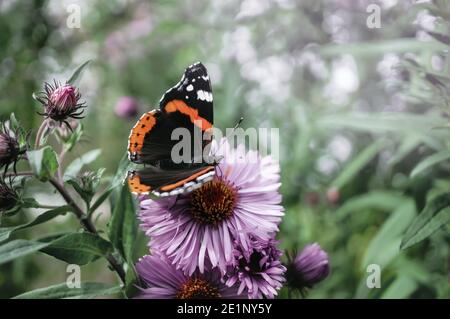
left=127, top=62, right=216, bottom=197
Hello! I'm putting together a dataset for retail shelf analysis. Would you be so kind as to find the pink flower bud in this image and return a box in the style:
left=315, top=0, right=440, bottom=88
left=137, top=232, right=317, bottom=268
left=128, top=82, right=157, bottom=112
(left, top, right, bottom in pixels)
left=37, top=80, right=86, bottom=126
left=115, top=96, right=139, bottom=119
left=326, top=187, right=340, bottom=204
left=49, top=85, right=78, bottom=113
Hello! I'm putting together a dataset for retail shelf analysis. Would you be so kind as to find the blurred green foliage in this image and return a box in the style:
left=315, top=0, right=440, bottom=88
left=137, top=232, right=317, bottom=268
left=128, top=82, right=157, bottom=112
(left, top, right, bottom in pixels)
left=0, top=0, right=449, bottom=298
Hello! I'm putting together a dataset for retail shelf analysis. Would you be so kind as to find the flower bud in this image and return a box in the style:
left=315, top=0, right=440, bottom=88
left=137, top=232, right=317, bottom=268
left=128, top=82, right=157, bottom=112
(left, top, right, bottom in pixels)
left=0, top=178, right=19, bottom=213
left=114, top=96, right=139, bottom=119
left=49, top=85, right=78, bottom=114
left=286, top=243, right=330, bottom=292
left=37, top=81, right=86, bottom=126
left=0, top=129, right=20, bottom=172
left=326, top=187, right=340, bottom=205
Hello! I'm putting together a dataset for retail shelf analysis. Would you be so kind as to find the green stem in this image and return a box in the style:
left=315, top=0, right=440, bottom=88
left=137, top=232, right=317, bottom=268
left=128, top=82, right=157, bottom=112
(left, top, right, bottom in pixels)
left=34, top=119, right=49, bottom=149
left=36, top=204, right=60, bottom=209
left=57, top=146, right=67, bottom=183
left=8, top=170, right=126, bottom=285
left=48, top=177, right=126, bottom=284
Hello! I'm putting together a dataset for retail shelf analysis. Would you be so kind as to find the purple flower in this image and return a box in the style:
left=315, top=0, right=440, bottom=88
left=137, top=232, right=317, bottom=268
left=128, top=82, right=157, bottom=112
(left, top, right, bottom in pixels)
left=114, top=96, right=139, bottom=119
left=135, top=252, right=242, bottom=299
left=286, top=243, right=330, bottom=291
left=224, top=236, right=286, bottom=299
left=138, top=139, right=284, bottom=275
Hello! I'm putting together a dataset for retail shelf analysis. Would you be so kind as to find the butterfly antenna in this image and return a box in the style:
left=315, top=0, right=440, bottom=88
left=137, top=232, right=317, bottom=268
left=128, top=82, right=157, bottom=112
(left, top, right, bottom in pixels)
left=211, top=117, right=244, bottom=160
left=222, top=116, right=244, bottom=147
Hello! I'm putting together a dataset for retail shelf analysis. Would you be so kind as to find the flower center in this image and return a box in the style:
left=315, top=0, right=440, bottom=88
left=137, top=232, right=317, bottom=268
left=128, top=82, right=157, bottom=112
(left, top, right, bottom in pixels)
left=189, top=179, right=236, bottom=226
left=239, top=250, right=264, bottom=274
left=176, top=278, right=221, bottom=299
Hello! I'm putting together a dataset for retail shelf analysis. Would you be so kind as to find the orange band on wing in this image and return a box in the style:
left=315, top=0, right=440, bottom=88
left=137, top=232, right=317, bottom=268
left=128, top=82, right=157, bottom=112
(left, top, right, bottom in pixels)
left=159, top=166, right=215, bottom=191
left=128, top=110, right=157, bottom=154
left=128, top=173, right=151, bottom=194
left=165, top=100, right=212, bottom=131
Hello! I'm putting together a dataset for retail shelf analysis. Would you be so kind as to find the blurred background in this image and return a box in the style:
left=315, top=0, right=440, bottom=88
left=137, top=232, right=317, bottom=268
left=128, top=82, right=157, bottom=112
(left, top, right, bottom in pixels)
left=0, top=0, right=449, bottom=298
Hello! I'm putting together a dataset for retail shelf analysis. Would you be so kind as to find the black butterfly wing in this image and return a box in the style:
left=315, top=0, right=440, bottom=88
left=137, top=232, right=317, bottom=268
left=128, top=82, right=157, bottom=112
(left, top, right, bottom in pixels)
left=128, top=165, right=215, bottom=196
left=159, top=61, right=213, bottom=126
left=127, top=62, right=216, bottom=196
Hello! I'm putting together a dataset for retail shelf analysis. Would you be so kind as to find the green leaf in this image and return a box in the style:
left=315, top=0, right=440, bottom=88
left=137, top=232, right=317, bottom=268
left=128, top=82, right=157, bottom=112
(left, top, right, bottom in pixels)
left=27, top=146, right=59, bottom=182
left=380, top=276, right=418, bottom=299
left=401, top=192, right=450, bottom=249
left=108, top=185, right=137, bottom=262
left=361, top=200, right=416, bottom=270
left=66, top=179, right=91, bottom=204
left=89, top=188, right=113, bottom=215
left=60, top=122, right=83, bottom=152
left=21, top=198, right=41, bottom=208
left=0, top=206, right=72, bottom=243
left=331, top=140, right=385, bottom=189
left=319, top=39, right=448, bottom=58
left=410, top=150, right=450, bottom=178
left=110, top=152, right=134, bottom=190
left=0, top=240, right=50, bottom=265
left=13, top=282, right=121, bottom=299
left=427, top=31, right=450, bottom=45
left=9, top=113, right=20, bottom=131
left=64, top=149, right=101, bottom=181
left=335, top=191, right=407, bottom=220
left=41, top=232, right=113, bottom=265
left=124, top=263, right=139, bottom=298
left=67, top=60, right=91, bottom=85
left=318, top=112, right=447, bottom=137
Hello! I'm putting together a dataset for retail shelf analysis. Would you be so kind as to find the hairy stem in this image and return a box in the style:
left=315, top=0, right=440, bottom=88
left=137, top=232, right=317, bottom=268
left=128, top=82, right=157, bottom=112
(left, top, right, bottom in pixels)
left=34, top=119, right=49, bottom=149
left=9, top=170, right=127, bottom=283
left=48, top=177, right=126, bottom=283
left=57, top=147, right=67, bottom=183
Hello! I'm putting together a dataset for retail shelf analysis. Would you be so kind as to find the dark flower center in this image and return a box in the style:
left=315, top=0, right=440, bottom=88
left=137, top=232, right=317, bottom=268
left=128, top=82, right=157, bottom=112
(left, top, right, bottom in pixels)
left=0, top=184, right=17, bottom=212
left=189, top=179, right=236, bottom=225
left=176, top=278, right=221, bottom=299
left=239, top=250, right=264, bottom=274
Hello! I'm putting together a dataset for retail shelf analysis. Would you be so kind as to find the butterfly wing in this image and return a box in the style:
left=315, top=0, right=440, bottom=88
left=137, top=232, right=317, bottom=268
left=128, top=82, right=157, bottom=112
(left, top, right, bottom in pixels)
left=128, top=165, right=215, bottom=196
left=127, top=62, right=216, bottom=196
left=159, top=61, right=213, bottom=127
left=128, top=62, right=214, bottom=164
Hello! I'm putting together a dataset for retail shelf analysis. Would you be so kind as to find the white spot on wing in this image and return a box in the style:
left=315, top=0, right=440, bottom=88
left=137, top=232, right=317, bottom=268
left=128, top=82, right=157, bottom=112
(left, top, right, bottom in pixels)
left=187, top=84, right=194, bottom=91
left=197, top=90, right=213, bottom=102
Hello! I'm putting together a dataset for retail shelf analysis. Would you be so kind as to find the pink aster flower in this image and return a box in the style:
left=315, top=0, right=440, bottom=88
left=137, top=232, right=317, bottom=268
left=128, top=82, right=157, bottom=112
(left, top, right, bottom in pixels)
left=225, top=235, right=286, bottom=299
left=135, top=252, right=242, bottom=299
left=138, top=138, right=284, bottom=275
